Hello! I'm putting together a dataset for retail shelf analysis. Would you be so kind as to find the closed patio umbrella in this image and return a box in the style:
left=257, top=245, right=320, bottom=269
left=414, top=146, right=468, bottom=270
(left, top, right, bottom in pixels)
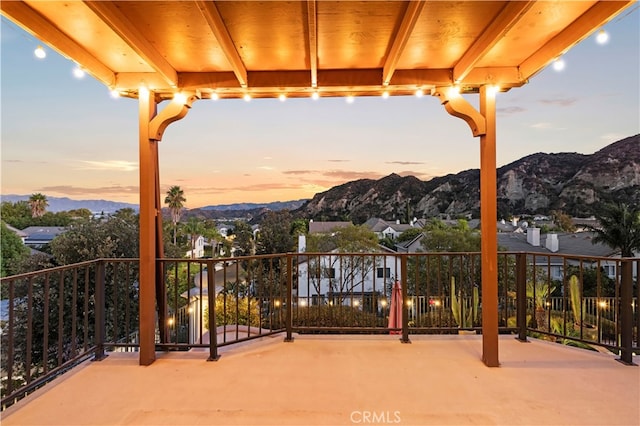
left=388, top=280, right=402, bottom=335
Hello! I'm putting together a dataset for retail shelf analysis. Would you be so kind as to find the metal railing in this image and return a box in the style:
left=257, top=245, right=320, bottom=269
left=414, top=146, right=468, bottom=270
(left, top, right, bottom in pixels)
left=1, top=251, right=637, bottom=409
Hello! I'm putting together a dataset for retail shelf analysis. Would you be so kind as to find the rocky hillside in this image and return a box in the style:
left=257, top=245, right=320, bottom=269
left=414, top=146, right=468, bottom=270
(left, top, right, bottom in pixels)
left=293, top=134, right=640, bottom=223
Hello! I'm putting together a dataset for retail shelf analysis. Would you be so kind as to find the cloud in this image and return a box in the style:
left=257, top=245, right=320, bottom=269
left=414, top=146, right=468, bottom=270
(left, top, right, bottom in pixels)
left=530, top=122, right=552, bottom=129
left=538, top=97, right=578, bottom=107
left=327, top=159, right=350, bottom=163
left=386, top=161, right=425, bottom=165
left=497, top=106, right=526, bottom=114
left=282, top=170, right=320, bottom=175
left=258, top=166, right=274, bottom=170
left=322, top=170, right=383, bottom=180
left=78, top=160, right=138, bottom=172
left=40, top=185, right=139, bottom=195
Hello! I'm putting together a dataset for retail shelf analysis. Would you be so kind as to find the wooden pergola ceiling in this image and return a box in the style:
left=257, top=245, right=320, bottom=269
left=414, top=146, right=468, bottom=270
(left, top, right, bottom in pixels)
left=2, top=1, right=634, bottom=101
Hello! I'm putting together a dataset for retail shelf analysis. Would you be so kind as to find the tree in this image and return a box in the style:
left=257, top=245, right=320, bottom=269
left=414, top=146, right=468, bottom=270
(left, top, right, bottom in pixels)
left=164, top=186, right=186, bottom=245
left=233, top=220, right=255, bottom=257
left=305, top=224, right=380, bottom=303
left=28, top=193, right=48, bottom=218
left=256, top=211, right=295, bottom=255
left=589, top=202, right=640, bottom=257
left=0, top=222, right=30, bottom=277
left=421, top=219, right=480, bottom=252
left=182, top=217, right=205, bottom=259
left=551, top=210, right=575, bottom=232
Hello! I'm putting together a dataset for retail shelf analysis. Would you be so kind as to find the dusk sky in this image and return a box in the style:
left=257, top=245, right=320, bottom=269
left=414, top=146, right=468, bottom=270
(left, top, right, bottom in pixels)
left=1, top=8, right=639, bottom=209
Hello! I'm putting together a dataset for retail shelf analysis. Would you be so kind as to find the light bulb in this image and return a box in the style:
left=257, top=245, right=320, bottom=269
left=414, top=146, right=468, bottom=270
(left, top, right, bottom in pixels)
left=311, top=92, right=319, bottom=100
left=211, top=92, right=219, bottom=100
left=382, top=91, right=389, bottom=99
left=243, top=93, right=251, bottom=102
left=73, top=65, right=85, bottom=79
left=279, top=94, right=286, bottom=102
left=415, top=88, right=424, bottom=97
left=552, top=58, right=565, bottom=71
left=34, top=45, right=46, bottom=59
left=596, top=29, right=609, bottom=45
left=346, top=95, right=354, bottom=104
left=110, top=89, right=120, bottom=98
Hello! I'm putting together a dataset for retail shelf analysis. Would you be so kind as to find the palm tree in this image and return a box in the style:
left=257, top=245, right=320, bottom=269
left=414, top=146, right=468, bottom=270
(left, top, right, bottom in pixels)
left=164, top=186, right=186, bottom=245
left=28, top=193, right=48, bottom=218
left=590, top=202, right=640, bottom=257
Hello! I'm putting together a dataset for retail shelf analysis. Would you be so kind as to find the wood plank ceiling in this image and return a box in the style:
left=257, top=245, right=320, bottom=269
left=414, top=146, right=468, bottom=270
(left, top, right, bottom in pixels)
left=1, top=1, right=634, bottom=101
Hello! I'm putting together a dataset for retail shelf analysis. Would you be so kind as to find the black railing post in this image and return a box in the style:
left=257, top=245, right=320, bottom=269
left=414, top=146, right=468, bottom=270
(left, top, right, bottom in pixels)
left=618, top=258, right=636, bottom=365
left=400, top=255, right=411, bottom=344
left=206, top=260, right=220, bottom=361
left=516, top=253, right=528, bottom=342
left=284, top=254, right=294, bottom=342
left=93, top=260, right=107, bottom=361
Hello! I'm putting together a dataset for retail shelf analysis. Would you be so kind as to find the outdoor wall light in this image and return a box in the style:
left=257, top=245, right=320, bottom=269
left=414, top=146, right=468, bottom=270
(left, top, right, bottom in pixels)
left=34, top=45, right=46, bottom=59
left=598, top=301, right=608, bottom=309
left=380, top=299, right=387, bottom=307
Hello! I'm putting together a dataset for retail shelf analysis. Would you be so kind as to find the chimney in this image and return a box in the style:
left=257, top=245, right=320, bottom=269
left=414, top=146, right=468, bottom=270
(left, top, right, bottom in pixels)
left=546, top=233, right=559, bottom=252
left=527, top=228, right=540, bottom=246
left=298, top=235, right=306, bottom=253
left=512, top=218, right=517, bottom=227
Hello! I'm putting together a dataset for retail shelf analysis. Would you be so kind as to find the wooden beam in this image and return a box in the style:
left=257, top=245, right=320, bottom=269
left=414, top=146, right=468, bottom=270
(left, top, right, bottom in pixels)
left=83, top=0, right=178, bottom=88
left=479, top=85, right=499, bottom=367
left=453, top=1, right=535, bottom=83
left=138, top=88, right=157, bottom=366
left=0, top=0, right=116, bottom=87
left=306, top=0, right=318, bottom=88
left=195, top=0, right=248, bottom=88
left=382, top=0, right=425, bottom=86
left=519, top=1, right=634, bottom=81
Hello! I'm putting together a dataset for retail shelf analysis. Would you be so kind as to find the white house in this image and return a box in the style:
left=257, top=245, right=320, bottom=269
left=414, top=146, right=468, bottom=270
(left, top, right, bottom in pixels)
left=294, top=251, right=401, bottom=312
left=185, top=235, right=206, bottom=258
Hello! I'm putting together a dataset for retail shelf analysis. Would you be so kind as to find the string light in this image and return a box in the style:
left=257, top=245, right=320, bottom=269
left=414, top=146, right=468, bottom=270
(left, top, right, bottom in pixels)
left=311, top=91, right=319, bottom=100
left=211, top=92, right=219, bottom=100
left=415, top=88, right=424, bottom=97
left=382, top=91, right=389, bottom=99
left=110, top=89, right=120, bottom=98
left=73, top=64, right=85, bottom=79
left=279, top=94, right=286, bottom=102
left=346, top=95, right=354, bottom=104
left=243, top=93, right=251, bottom=102
left=34, top=45, right=46, bottom=59
left=596, top=29, right=609, bottom=44
left=552, top=57, right=565, bottom=71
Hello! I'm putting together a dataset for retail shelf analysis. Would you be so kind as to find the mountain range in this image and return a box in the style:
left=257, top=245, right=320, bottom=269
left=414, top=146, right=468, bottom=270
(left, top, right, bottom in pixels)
left=4, top=135, right=638, bottom=222
left=291, top=134, right=640, bottom=223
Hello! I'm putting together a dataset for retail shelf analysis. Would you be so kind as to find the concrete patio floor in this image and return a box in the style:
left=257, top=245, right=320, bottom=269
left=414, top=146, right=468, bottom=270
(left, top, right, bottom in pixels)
left=1, top=334, right=638, bottom=426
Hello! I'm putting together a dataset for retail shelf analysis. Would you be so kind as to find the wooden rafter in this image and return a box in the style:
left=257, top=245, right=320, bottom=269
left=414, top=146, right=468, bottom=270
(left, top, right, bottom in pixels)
left=84, top=0, right=178, bottom=88
left=453, top=1, right=535, bottom=83
left=519, top=0, right=634, bottom=81
left=195, top=0, right=248, bottom=88
left=0, top=0, right=116, bottom=87
left=307, top=0, right=318, bottom=88
left=382, top=0, right=425, bottom=86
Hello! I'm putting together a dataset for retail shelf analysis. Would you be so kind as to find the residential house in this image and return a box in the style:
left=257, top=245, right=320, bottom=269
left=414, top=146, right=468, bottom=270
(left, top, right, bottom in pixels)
left=21, top=226, right=67, bottom=248
left=185, top=235, right=206, bottom=258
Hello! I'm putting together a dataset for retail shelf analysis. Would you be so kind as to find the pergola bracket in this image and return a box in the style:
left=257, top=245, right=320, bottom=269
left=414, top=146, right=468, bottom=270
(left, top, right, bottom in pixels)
left=149, top=93, right=200, bottom=141
left=432, top=87, right=486, bottom=137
